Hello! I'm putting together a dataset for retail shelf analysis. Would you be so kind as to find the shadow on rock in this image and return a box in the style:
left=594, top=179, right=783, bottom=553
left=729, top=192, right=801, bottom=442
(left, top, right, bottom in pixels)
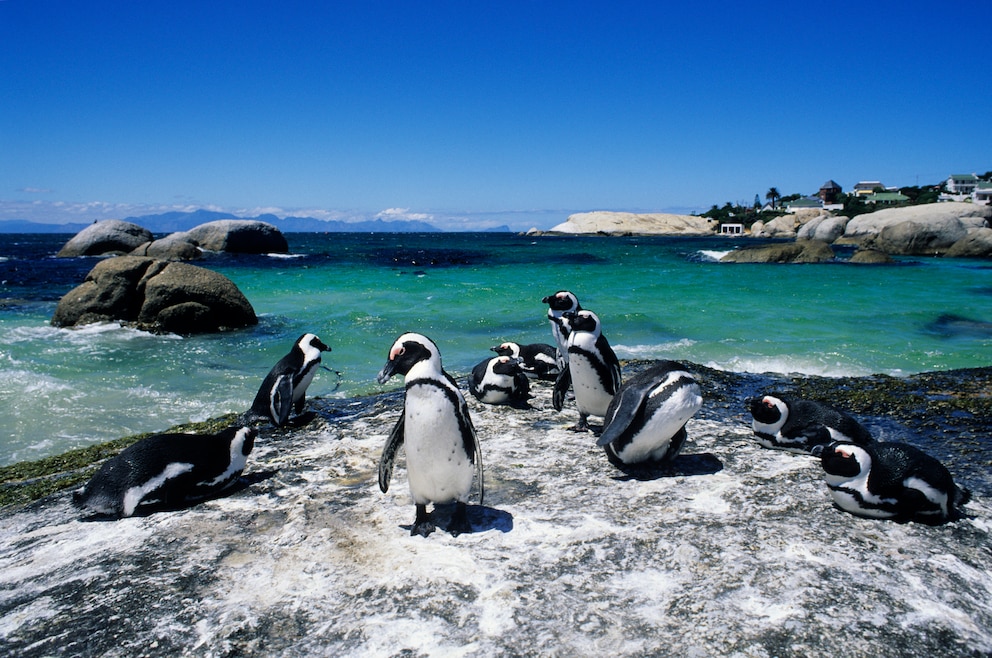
left=610, top=452, right=724, bottom=482
left=400, top=503, right=514, bottom=536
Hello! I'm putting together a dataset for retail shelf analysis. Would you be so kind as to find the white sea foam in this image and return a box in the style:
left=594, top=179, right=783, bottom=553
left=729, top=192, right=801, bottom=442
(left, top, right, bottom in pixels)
left=266, top=252, right=305, bottom=259
left=696, top=249, right=732, bottom=262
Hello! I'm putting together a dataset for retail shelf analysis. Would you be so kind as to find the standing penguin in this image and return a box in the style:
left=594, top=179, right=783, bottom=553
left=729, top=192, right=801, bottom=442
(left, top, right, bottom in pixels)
left=541, top=290, right=582, bottom=368
left=598, top=361, right=703, bottom=467
left=469, top=355, right=531, bottom=407
left=376, top=333, right=484, bottom=537
left=747, top=394, right=873, bottom=454
left=556, top=310, right=622, bottom=431
left=491, top=342, right=560, bottom=381
left=248, top=333, right=330, bottom=426
left=72, top=426, right=257, bottom=518
left=816, top=440, right=971, bottom=524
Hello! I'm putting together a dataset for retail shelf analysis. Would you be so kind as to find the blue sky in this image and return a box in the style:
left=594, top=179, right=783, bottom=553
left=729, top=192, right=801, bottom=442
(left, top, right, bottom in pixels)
left=1, top=0, right=988, bottom=231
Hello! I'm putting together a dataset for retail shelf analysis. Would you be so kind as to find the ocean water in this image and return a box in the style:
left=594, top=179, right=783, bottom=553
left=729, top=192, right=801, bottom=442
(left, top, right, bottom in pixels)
left=1, top=232, right=990, bottom=466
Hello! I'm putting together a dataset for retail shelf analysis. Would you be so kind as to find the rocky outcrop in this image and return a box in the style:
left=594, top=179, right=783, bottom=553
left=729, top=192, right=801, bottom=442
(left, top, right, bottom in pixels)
left=51, top=256, right=257, bottom=334
left=796, top=214, right=850, bottom=243
left=873, top=218, right=970, bottom=256
left=720, top=239, right=835, bottom=263
left=944, top=227, right=992, bottom=258
left=0, top=364, right=988, bottom=656
left=185, top=219, right=289, bottom=253
left=549, top=211, right=715, bottom=235
left=130, top=232, right=202, bottom=261
left=56, top=220, right=154, bottom=257
left=843, top=202, right=990, bottom=239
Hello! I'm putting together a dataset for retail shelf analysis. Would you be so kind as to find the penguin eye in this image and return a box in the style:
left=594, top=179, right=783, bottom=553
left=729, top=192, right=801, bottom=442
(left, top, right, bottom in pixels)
left=763, top=400, right=774, bottom=409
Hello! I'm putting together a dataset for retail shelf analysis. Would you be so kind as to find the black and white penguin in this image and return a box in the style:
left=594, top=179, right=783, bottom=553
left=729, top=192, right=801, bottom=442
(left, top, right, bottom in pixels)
left=491, top=341, right=560, bottom=381
left=746, top=394, right=873, bottom=454
left=597, top=361, right=703, bottom=466
left=541, top=290, right=582, bottom=368
left=469, top=355, right=532, bottom=407
left=816, top=440, right=971, bottom=524
left=72, top=426, right=257, bottom=519
left=376, top=332, right=484, bottom=537
left=556, top=310, right=622, bottom=431
left=248, top=333, right=330, bottom=426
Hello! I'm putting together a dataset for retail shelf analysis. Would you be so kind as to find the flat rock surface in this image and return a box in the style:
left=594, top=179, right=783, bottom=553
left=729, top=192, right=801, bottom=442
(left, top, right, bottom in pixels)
left=1, top=364, right=990, bottom=657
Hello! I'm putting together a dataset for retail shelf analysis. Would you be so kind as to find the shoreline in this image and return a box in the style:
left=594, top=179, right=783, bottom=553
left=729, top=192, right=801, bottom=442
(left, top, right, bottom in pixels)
left=3, top=360, right=989, bottom=509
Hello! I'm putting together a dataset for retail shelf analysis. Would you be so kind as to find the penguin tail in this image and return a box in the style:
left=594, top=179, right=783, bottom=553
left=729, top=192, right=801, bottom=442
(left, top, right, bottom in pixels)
left=71, top=488, right=87, bottom=508
left=955, top=485, right=972, bottom=508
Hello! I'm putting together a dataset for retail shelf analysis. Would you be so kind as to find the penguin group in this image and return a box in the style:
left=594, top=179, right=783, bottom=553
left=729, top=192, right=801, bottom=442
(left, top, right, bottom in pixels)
left=73, top=286, right=972, bottom=532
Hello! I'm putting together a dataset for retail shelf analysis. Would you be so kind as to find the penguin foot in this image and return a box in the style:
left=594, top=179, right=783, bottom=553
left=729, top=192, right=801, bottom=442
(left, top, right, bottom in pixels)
left=411, top=504, right=436, bottom=537
left=569, top=416, right=591, bottom=432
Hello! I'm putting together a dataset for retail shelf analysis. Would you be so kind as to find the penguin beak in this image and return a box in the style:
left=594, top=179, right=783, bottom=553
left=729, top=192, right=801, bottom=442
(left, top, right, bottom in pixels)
left=810, top=444, right=825, bottom=458
left=376, top=360, right=398, bottom=385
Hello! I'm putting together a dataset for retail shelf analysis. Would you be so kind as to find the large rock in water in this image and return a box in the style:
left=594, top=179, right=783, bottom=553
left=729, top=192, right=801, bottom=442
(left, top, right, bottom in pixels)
left=0, top=364, right=989, bottom=656
left=549, top=211, right=716, bottom=235
left=185, top=219, right=288, bottom=253
left=944, top=227, right=992, bottom=258
left=720, top=240, right=835, bottom=263
left=874, top=218, right=970, bottom=256
left=51, top=256, right=257, bottom=334
left=56, top=219, right=155, bottom=257
left=129, top=232, right=202, bottom=261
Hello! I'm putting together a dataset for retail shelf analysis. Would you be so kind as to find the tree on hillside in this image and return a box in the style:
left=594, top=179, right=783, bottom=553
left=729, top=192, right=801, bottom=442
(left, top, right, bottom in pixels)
left=765, top=187, right=780, bottom=209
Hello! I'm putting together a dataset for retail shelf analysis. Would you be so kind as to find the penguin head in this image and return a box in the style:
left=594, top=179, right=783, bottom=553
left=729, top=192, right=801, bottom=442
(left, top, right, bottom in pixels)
left=377, top=333, right=442, bottom=383
left=491, top=342, right=519, bottom=358
left=819, top=441, right=870, bottom=480
left=542, top=290, right=580, bottom=313
left=490, top=355, right=523, bottom=375
left=748, top=395, right=789, bottom=429
left=564, top=310, right=601, bottom=336
left=295, top=333, right=330, bottom=357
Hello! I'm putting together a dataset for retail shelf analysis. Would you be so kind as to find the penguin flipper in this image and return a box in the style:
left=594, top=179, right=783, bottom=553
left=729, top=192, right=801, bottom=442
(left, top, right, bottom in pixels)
left=472, top=430, right=485, bottom=507
left=596, top=384, right=644, bottom=447
left=378, top=414, right=405, bottom=493
left=270, top=374, right=294, bottom=426
left=552, top=365, right=571, bottom=412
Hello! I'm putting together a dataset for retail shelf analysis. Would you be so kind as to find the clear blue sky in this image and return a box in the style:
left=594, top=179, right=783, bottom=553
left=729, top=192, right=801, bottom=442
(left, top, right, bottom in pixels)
left=1, top=0, right=988, bottom=231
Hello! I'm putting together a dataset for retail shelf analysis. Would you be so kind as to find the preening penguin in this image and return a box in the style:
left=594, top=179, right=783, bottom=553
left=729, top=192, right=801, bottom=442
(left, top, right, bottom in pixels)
left=816, top=440, right=971, bottom=524
left=747, top=394, right=873, bottom=454
left=72, top=426, right=257, bottom=519
left=248, top=333, right=330, bottom=426
left=598, top=362, right=703, bottom=466
left=469, top=355, right=532, bottom=407
left=376, top=332, right=484, bottom=537
left=491, top=341, right=560, bottom=381
left=556, top=310, right=622, bottom=431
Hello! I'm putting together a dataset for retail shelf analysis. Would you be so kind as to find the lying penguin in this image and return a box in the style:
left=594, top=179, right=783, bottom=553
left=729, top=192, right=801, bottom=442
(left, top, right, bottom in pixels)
left=598, top=361, right=703, bottom=467
left=816, top=440, right=971, bottom=524
left=248, top=332, right=330, bottom=426
left=377, top=332, right=484, bottom=537
left=469, top=355, right=532, bottom=407
left=73, top=426, right=257, bottom=519
left=491, top=341, right=560, bottom=381
left=746, top=394, right=873, bottom=454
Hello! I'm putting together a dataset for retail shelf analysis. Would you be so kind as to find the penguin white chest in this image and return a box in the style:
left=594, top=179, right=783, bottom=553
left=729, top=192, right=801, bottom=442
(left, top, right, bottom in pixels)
left=568, top=345, right=614, bottom=417
left=404, top=384, right=474, bottom=505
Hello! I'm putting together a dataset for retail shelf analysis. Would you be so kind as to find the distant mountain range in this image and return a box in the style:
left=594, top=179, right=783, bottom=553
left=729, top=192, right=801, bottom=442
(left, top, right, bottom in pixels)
left=0, top=209, right=511, bottom=234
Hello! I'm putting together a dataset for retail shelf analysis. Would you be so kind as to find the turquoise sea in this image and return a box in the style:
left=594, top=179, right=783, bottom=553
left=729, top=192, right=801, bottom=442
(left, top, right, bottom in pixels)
left=1, top=232, right=990, bottom=466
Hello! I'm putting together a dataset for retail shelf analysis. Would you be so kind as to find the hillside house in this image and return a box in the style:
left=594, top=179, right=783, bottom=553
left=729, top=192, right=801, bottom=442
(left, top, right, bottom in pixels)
left=818, top=180, right=842, bottom=203
left=853, top=181, right=883, bottom=197
left=947, top=173, right=980, bottom=195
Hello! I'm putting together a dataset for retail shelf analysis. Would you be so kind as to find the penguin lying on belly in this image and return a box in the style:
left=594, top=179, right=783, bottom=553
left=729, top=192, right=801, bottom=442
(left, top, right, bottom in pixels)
left=816, top=440, right=971, bottom=524
left=72, top=426, right=257, bottom=519
left=469, top=355, right=532, bottom=407
left=491, top=341, right=560, bottom=381
left=377, top=332, right=484, bottom=537
left=247, top=332, right=330, bottom=427
left=747, top=394, right=873, bottom=454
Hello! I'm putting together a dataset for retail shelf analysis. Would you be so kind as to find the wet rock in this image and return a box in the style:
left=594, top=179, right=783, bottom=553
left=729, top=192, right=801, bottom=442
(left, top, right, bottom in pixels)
left=720, top=240, right=835, bottom=263
left=874, top=218, right=970, bottom=256
left=1, top=364, right=988, bottom=656
left=51, top=256, right=257, bottom=334
left=944, top=227, right=992, bottom=259
left=849, top=247, right=893, bottom=264
left=56, top=220, right=154, bottom=257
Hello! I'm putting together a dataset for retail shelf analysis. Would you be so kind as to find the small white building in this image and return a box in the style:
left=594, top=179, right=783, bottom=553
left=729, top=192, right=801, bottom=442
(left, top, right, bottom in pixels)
left=720, top=223, right=744, bottom=235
